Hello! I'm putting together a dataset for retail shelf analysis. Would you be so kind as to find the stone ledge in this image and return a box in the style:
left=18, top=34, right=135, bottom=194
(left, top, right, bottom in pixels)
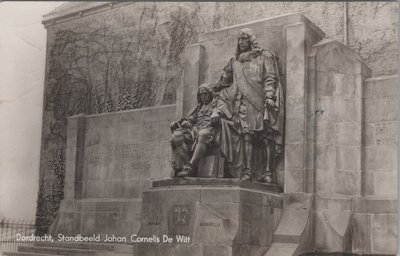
left=85, top=104, right=176, bottom=118
left=34, top=241, right=116, bottom=251
left=42, top=2, right=133, bottom=27
left=353, top=198, right=397, bottom=214
left=365, top=74, right=398, bottom=82
left=152, top=178, right=283, bottom=193
left=265, top=242, right=298, bottom=256
left=311, top=38, right=372, bottom=77
left=199, top=13, right=325, bottom=42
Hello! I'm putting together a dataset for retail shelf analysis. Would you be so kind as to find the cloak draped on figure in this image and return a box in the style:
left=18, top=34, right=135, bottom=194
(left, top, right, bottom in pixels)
left=214, top=49, right=285, bottom=179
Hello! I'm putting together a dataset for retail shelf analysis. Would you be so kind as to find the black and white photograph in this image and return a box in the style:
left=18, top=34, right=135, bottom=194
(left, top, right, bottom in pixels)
left=0, top=1, right=398, bottom=256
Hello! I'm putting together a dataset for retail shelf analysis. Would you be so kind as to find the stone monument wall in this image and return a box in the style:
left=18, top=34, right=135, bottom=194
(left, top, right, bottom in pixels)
left=38, top=1, right=397, bottom=239
left=50, top=104, right=176, bottom=238
left=307, top=40, right=397, bottom=254
left=352, top=75, right=398, bottom=255
left=65, top=105, right=176, bottom=201
left=363, top=75, right=398, bottom=198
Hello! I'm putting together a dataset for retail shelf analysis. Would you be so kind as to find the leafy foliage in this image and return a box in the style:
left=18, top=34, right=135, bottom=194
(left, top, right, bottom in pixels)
left=36, top=5, right=201, bottom=233
left=35, top=150, right=65, bottom=235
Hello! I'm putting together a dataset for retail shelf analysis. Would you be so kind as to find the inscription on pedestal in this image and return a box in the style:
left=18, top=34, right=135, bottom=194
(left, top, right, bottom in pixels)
left=82, top=141, right=170, bottom=183
left=375, top=122, right=397, bottom=145
left=192, top=202, right=228, bottom=244
left=200, top=222, right=221, bottom=227
left=86, top=142, right=169, bottom=163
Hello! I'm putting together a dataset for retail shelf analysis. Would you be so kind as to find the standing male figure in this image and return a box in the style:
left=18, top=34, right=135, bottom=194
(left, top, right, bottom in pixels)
left=214, top=28, right=284, bottom=183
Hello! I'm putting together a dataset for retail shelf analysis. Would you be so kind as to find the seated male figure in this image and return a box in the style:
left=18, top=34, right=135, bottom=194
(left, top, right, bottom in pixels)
left=170, top=83, right=230, bottom=177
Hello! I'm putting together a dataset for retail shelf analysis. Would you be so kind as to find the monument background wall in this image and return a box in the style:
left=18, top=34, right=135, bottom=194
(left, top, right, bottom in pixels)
left=66, top=105, right=175, bottom=200
left=38, top=1, right=397, bottom=238
left=50, top=105, right=175, bottom=238
left=363, top=75, right=398, bottom=198
left=352, top=75, right=398, bottom=255
left=306, top=40, right=398, bottom=255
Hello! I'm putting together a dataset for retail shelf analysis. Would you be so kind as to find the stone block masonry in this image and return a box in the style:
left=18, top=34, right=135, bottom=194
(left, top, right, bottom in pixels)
left=363, top=75, right=398, bottom=197
left=50, top=104, right=176, bottom=238
left=353, top=75, right=398, bottom=255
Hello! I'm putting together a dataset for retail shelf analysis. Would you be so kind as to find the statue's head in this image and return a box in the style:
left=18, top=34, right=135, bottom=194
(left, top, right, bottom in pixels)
left=235, top=28, right=260, bottom=59
left=197, top=83, right=213, bottom=105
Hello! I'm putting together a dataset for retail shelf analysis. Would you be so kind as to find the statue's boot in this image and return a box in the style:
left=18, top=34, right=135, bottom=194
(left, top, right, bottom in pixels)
left=240, top=168, right=252, bottom=181
left=258, top=172, right=273, bottom=184
left=177, top=163, right=193, bottom=177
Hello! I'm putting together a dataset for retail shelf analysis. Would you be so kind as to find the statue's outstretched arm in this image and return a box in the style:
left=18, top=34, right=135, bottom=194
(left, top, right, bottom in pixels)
left=214, top=58, right=234, bottom=92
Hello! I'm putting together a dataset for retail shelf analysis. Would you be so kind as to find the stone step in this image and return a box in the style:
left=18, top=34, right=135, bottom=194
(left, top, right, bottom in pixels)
left=152, top=178, right=283, bottom=193
left=34, top=241, right=116, bottom=251
left=283, top=193, right=312, bottom=209
left=265, top=193, right=313, bottom=256
left=3, top=245, right=132, bottom=256
left=273, top=208, right=309, bottom=243
left=264, top=242, right=299, bottom=256
left=3, top=252, right=60, bottom=256
left=18, top=245, right=97, bottom=255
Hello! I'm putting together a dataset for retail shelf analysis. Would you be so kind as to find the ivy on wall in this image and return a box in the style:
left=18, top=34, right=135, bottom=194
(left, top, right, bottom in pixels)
left=35, top=150, right=65, bottom=235
left=35, top=4, right=200, bottom=234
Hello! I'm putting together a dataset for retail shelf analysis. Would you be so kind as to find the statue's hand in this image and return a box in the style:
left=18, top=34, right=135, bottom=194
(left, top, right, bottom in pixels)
left=210, top=111, right=221, bottom=125
left=265, top=99, right=275, bottom=109
left=181, top=120, right=192, bottom=129
left=170, top=121, right=180, bottom=131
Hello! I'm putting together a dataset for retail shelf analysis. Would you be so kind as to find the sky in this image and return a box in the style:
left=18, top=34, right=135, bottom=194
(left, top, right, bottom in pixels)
left=0, top=1, right=64, bottom=220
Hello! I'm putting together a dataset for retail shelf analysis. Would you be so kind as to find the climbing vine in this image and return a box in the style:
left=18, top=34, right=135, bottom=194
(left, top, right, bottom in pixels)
left=36, top=3, right=201, bottom=234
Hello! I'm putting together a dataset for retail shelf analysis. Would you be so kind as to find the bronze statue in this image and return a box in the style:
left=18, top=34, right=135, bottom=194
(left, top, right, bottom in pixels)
left=170, top=84, right=237, bottom=177
left=214, top=28, right=284, bottom=184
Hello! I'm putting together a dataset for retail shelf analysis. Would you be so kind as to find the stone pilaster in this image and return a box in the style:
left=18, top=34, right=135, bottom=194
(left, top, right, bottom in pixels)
left=176, top=44, right=205, bottom=117
left=64, top=114, right=86, bottom=199
left=309, top=39, right=372, bottom=252
left=284, top=21, right=324, bottom=193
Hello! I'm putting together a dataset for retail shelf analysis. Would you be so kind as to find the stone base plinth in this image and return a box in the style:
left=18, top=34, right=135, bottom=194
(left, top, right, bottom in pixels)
left=49, top=198, right=142, bottom=240
left=153, top=178, right=283, bottom=193
left=134, top=178, right=283, bottom=256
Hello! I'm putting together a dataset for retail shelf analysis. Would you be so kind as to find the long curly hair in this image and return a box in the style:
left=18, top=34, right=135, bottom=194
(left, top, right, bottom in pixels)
left=235, top=28, right=262, bottom=60
left=196, top=83, right=214, bottom=104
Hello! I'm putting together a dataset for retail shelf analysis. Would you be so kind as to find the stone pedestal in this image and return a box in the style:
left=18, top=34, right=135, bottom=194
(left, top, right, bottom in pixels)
left=197, top=156, right=224, bottom=178
left=134, top=178, right=283, bottom=256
